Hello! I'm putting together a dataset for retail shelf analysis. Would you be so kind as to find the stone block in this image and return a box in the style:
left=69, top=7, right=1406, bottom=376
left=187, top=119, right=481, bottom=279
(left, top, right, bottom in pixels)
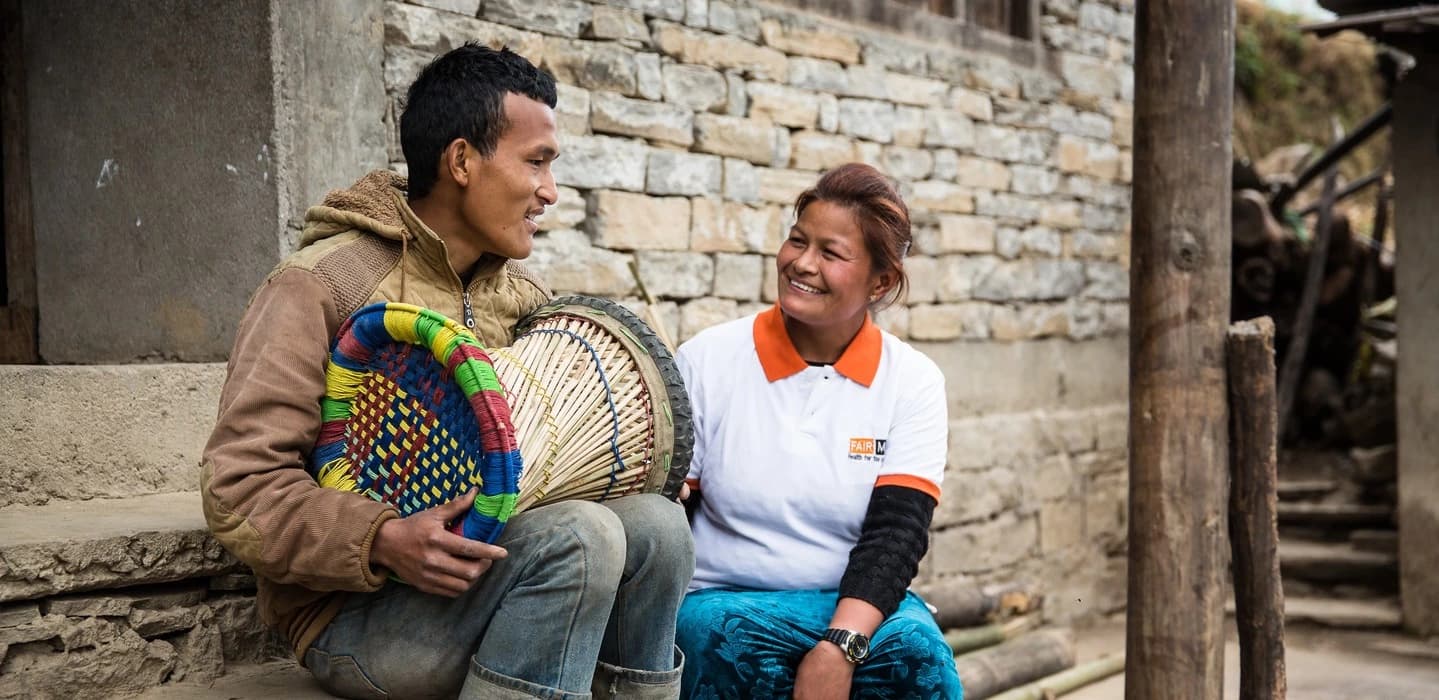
left=0, top=493, right=241, bottom=603
left=661, top=63, right=728, bottom=112
left=1079, top=2, right=1121, bottom=35
left=990, top=304, right=1070, bottom=341
left=691, top=199, right=784, bottom=253
left=929, top=513, right=1038, bottom=575
left=907, top=181, right=975, bottom=214
left=722, top=157, right=760, bottom=203
left=483, top=0, right=590, bottom=37
left=635, top=251, right=715, bottom=299
left=129, top=605, right=206, bottom=639
left=757, top=167, right=813, bottom=205
left=973, top=260, right=1086, bottom=302
left=762, top=257, right=780, bottom=302
left=747, top=82, right=821, bottom=128
left=992, top=97, right=1048, bottom=129
left=705, top=0, right=761, bottom=40
left=854, top=140, right=883, bottom=169
left=873, top=304, right=910, bottom=338
left=652, top=21, right=786, bottom=80
left=543, top=38, right=638, bottom=95
left=909, top=303, right=991, bottom=342
left=931, top=150, right=960, bottom=181
left=904, top=256, right=940, bottom=304
left=1039, top=201, right=1083, bottom=229
left=712, top=253, right=765, bottom=300
left=587, top=190, right=691, bottom=250
left=842, top=65, right=889, bottom=100
left=890, top=105, right=926, bottom=147
left=384, top=3, right=545, bottom=61
left=927, top=215, right=996, bottom=254
left=935, top=255, right=999, bottom=302
left=759, top=19, right=860, bottom=64
left=551, top=134, right=647, bottom=191
left=646, top=149, right=722, bottom=196
left=1085, top=471, right=1128, bottom=550
left=537, top=186, right=586, bottom=231
left=976, top=191, right=1044, bottom=221
left=1039, top=499, right=1086, bottom=553
left=554, top=83, right=591, bottom=135
left=837, top=98, right=895, bottom=144
left=972, top=125, right=1052, bottom=164
left=922, top=109, right=975, bottom=150
left=787, top=57, right=848, bottom=93
left=1049, top=104, right=1114, bottom=141
left=949, top=87, right=993, bottom=122
left=680, top=297, right=741, bottom=341
left=587, top=5, right=650, bottom=44
left=954, top=157, right=1011, bottom=191
left=1005, top=226, right=1062, bottom=258
left=384, top=45, right=436, bottom=96
left=636, top=52, right=663, bottom=100
left=526, top=229, right=637, bottom=296
left=170, top=620, right=224, bottom=684
left=406, top=0, right=480, bottom=15
left=1082, top=205, right=1126, bottom=232
left=788, top=130, right=855, bottom=170
left=0, top=626, right=177, bottom=699
left=684, top=0, right=708, bottom=27
left=1009, top=165, right=1060, bottom=196
left=1083, top=261, right=1129, bottom=300
left=934, top=467, right=1023, bottom=527
left=694, top=113, right=776, bottom=165
left=879, top=146, right=933, bottom=181
left=1058, top=52, right=1119, bottom=99
left=771, top=121, right=792, bottom=168
left=1067, top=230, right=1123, bottom=259
left=591, top=91, right=693, bottom=146
left=0, top=603, right=41, bottom=628
left=887, top=72, right=948, bottom=107
left=861, top=32, right=927, bottom=75
left=607, top=0, right=686, bottom=21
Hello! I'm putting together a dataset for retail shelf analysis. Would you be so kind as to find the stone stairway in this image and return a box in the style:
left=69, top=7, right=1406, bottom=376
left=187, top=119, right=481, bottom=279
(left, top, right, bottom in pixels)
left=1273, top=447, right=1401, bottom=629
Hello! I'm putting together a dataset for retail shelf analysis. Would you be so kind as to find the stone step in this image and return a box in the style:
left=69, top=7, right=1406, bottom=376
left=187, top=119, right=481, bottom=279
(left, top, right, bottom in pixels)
left=132, top=660, right=327, bottom=699
left=0, top=492, right=242, bottom=603
left=1275, top=479, right=1340, bottom=502
left=1276, top=502, right=1393, bottom=529
left=1225, top=595, right=1402, bottom=629
left=1349, top=528, right=1399, bottom=554
left=1279, top=539, right=1397, bottom=588
left=1283, top=595, right=1402, bottom=629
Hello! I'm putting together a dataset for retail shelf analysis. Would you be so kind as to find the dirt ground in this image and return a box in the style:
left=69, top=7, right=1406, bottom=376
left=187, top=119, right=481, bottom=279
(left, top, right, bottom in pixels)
left=1066, top=615, right=1439, bottom=700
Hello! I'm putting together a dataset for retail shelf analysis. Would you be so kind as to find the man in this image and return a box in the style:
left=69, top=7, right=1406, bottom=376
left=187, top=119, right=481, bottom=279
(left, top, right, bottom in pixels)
left=201, top=44, right=692, bottom=699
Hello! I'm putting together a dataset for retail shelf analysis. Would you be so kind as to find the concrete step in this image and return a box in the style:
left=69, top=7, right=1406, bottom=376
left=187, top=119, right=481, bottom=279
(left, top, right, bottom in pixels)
left=1349, top=528, right=1399, bottom=554
left=0, top=492, right=242, bottom=603
left=0, top=363, right=223, bottom=509
left=1280, top=539, right=1397, bottom=588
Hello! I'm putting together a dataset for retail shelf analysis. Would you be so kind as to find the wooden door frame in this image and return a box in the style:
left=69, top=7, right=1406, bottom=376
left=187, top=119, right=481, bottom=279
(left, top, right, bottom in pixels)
left=2, top=0, right=38, bottom=363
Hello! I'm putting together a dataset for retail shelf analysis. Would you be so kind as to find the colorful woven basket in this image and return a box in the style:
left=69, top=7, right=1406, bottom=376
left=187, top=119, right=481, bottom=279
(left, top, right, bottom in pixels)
left=307, top=302, right=522, bottom=544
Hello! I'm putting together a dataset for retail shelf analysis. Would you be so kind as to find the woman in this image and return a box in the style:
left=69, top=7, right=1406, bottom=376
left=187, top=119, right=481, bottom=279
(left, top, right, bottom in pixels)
left=676, top=163, right=961, bottom=699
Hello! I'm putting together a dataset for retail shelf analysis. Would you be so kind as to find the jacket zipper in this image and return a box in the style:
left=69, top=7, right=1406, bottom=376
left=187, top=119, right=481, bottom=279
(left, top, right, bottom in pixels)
left=462, top=289, right=476, bottom=330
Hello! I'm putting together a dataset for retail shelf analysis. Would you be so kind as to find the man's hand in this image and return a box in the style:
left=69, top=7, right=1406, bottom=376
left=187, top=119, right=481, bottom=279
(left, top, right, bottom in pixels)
left=369, top=489, right=507, bottom=597
left=794, top=642, right=854, bottom=700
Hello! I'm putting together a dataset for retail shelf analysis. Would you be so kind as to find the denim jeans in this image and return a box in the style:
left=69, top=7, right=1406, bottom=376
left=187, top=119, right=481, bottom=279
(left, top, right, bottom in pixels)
left=304, top=494, right=694, bottom=699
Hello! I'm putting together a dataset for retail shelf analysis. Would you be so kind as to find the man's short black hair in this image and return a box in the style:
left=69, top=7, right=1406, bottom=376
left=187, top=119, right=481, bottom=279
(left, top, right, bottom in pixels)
left=401, top=43, right=558, bottom=199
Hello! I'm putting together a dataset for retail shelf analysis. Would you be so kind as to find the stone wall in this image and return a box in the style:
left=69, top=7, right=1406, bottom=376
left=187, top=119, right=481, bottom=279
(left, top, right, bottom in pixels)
left=382, top=0, right=1135, bottom=621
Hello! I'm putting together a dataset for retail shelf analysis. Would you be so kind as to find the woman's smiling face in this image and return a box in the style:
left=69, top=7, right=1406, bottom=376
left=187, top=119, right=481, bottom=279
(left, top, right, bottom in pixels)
left=776, top=200, right=888, bottom=334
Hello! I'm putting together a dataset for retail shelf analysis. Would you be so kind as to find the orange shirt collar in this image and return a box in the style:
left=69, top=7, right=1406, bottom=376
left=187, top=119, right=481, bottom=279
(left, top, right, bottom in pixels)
left=753, top=305, right=882, bottom=387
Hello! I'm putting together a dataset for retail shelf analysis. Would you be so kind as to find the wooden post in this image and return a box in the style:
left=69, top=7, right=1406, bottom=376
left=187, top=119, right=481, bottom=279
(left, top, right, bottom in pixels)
left=1125, top=2, right=1233, bottom=699
left=1227, top=317, right=1287, bottom=700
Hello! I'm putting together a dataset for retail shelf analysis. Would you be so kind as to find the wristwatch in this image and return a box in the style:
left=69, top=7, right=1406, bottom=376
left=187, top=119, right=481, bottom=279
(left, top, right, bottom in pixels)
left=822, top=628, right=871, bottom=664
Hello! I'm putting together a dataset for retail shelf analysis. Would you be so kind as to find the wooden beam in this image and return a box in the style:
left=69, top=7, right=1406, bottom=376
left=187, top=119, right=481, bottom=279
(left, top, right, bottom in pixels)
left=1227, top=317, right=1287, bottom=700
left=1, top=0, right=37, bottom=363
left=1125, top=2, right=1233, bottom=699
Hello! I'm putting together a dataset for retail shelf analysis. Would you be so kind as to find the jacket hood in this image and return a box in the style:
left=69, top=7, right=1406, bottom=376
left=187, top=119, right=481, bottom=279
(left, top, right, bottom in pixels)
left=300, top=170, right=410, bottom=247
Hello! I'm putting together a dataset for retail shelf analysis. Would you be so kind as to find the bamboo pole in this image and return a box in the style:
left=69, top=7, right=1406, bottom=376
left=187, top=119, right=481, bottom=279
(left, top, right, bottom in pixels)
left=987, top=654, right=1126, bottom=700
left=944, top=616, right=1038, bottom=656
left=1227, top=317, right=1287, bottom=700
left=1126, top=2, right=1233, bottom=698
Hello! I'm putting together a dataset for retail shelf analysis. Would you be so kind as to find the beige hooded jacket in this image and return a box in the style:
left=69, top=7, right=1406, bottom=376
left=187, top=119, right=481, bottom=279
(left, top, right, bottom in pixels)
left=200, top=170, right=551, bottom=660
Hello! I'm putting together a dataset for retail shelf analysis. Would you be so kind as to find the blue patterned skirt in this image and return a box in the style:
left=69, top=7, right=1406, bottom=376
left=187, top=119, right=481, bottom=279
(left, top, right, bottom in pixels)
left=676, top=588, right=963, bottom=699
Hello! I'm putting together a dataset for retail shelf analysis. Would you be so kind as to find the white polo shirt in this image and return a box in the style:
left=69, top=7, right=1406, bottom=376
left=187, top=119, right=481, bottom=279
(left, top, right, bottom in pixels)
left=677, top=305, right=947, bottom=592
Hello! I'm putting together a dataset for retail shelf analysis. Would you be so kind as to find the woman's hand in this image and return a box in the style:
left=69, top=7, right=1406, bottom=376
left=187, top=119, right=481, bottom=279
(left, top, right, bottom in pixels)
left=794, top=642, right=854, bottom=700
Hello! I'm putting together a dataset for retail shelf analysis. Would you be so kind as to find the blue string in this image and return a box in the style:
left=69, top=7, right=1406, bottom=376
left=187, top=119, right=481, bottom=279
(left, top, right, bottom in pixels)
left=516, top=328, right=626, bottom=500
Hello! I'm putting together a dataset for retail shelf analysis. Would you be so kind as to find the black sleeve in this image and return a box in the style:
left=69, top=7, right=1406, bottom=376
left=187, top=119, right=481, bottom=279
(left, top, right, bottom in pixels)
left=837, top=485, right=937, bottom=618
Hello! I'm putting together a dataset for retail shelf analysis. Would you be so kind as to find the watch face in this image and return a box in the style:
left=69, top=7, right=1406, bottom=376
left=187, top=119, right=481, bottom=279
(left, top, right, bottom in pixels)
left=850, top=635, right=869, bottom=660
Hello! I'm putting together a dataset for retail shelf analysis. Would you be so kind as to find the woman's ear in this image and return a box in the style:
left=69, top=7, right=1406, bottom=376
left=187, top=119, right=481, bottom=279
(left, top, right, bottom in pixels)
left=870, top=270, right=897, bottom=303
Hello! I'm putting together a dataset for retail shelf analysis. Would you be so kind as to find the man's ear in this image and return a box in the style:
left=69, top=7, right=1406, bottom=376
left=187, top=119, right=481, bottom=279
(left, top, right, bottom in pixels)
left=443, top=138, right=471, bottom=188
